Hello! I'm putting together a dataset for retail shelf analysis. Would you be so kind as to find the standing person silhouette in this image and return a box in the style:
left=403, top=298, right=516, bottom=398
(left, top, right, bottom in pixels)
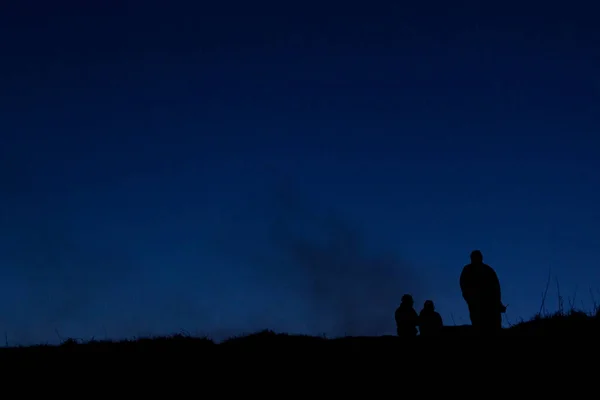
left=460, top=250, right=506, bottom=335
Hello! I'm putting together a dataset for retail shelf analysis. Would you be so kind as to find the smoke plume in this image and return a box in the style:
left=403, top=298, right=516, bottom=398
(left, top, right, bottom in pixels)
left=243, top=182, right=424, bottom=337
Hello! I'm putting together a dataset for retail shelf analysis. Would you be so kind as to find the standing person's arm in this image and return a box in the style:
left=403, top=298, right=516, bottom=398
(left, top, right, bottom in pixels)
left=490, top=268, right=506, bottom=311
left=492, top=269, right=501, bottom=302
left=460, top=267, right=471, bottom=302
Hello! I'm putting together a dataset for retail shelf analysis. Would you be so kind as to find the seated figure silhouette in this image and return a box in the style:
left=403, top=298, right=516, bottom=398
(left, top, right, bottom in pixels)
left=418, top=300, right=443, bottom=336
left=395, top=294, right=419, bottom=337
left=460, top=250, right=506, bottom=335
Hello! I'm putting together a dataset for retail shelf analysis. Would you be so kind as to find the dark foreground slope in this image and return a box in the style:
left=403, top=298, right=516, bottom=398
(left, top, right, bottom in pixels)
left=1, top=310, right=598, bottom=354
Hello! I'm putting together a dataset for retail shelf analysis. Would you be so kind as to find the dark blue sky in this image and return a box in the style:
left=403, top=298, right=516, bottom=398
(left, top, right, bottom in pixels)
left=1, top=1, right=599, bottom=344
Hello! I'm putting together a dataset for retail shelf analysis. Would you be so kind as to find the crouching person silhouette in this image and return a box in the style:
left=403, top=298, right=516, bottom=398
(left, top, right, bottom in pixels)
left=418, top=300, right=443, bottom=336
left=395, top=294, right=419, bottom=337
left=460, top=250, right=507, bottom=336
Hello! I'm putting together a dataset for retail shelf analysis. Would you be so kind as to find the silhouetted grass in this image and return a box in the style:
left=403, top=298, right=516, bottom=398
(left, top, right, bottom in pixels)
left=1, top=308, right=599, bottom=353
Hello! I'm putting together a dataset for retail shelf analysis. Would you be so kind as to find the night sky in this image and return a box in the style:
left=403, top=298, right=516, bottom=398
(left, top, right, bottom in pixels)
left=1, top=1, right=599, bottom=345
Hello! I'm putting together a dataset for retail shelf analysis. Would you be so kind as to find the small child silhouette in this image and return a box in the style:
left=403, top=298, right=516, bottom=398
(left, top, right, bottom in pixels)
left=418, top=300, right=443, bottom=336
left=395, top=294, right=419, bottom=337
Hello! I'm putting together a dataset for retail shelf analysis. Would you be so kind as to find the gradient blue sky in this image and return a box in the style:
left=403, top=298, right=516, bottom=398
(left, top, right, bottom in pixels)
left=1, top=1, right=599, bottom=344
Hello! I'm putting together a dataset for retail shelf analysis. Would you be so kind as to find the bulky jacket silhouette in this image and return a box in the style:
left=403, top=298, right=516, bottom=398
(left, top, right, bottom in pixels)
left=395, top=294, right=419, bottom=337
left=418, top=300, right=443, bottom=336
left=460, top=250, right=506, bottom=335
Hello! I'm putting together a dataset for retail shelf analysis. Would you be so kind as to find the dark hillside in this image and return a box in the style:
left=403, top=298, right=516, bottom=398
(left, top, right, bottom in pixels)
left=1, top=309, right=598, bottom=354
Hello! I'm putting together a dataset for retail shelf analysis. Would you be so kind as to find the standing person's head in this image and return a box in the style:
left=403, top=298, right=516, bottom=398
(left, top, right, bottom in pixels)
left=470, top=250, right=483, bottom=264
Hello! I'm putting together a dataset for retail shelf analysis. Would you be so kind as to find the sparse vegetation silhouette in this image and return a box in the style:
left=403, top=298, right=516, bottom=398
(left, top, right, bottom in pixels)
left=2, top=295, right=599, bottom=352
